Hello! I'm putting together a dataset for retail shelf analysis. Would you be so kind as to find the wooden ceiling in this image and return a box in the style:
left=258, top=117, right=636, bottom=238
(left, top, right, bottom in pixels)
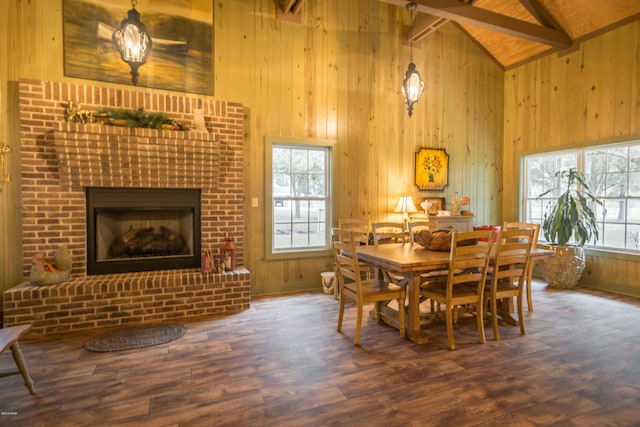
left=276, top=0, right=640, bottom=70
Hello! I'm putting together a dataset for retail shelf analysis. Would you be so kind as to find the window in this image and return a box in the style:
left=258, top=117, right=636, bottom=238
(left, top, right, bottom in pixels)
left=523, top=140, right=640, bottom=251
left=265, top=136, right=333, bottom=259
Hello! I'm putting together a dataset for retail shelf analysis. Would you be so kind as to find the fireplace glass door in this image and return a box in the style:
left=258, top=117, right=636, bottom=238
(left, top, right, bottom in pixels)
left=87, top=188, right=201, bottom=275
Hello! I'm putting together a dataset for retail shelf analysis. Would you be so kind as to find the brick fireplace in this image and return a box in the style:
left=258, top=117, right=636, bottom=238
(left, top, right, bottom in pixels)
left=2, top=79, right=250, bottom=335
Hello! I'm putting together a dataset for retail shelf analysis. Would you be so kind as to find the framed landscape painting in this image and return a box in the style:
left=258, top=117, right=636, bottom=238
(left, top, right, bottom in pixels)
left=415, top=147, right=449, bottom=191
left=63, top=0, right=213, bottom=95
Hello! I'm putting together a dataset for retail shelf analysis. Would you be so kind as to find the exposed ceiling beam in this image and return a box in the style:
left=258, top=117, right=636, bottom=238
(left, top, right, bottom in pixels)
left=408, top=15, right=449, bottom=42
left=380, top=0, right=572, bottom=48
left=278, top=0, right=305, bottom=15
left=275, top=0, right=306, bottom=23
left=517, top=0, right=565, bottom=31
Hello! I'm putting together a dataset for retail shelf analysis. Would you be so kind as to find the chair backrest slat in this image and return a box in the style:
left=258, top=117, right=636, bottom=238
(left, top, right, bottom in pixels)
left=372, top=222, right=405, bottom=246
left=331, top=228, right=363, bottom=294
left=490, top=227, right=535, bottom=289
left=502, top=221, right=540, bottom=249
left=447, top=230, right=495, bottom=293
left=338, top=219, right=370, bottom=245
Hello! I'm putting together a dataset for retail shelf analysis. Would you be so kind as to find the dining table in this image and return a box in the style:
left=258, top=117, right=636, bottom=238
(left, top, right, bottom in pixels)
left=356, top=243, right=555, bottom=344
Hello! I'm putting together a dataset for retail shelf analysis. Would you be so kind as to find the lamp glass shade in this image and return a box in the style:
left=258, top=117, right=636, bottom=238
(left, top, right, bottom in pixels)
left=112, top=6, right=152, bottom=85
left=394, top=196, right=419, bottom=214
left=401, top=62, right=425, bottom=117
left=116, top=23, right=149, bottom=63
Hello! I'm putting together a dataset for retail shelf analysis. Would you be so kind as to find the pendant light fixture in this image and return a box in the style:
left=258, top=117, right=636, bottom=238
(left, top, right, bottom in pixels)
left=401, top=2, right=425, bottom=117
left=112, top=0, right=152, bottom=85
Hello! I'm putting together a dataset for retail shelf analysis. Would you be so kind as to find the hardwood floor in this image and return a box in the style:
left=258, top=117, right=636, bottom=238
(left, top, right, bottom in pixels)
left=1, top=280, right=639, bottom=426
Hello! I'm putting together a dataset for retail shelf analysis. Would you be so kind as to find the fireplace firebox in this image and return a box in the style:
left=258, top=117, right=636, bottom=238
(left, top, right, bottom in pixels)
left=86, top=188, right=201, bottom=275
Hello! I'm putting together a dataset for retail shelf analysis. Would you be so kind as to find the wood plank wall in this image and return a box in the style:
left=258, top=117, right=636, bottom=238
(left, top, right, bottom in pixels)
left=0, top=0, right=504, bottom=298
left=503, top=20, right=640, bottom=296
left=3, top=0, right=635, bottom=299
left=214, top=0, right=504, bottom=295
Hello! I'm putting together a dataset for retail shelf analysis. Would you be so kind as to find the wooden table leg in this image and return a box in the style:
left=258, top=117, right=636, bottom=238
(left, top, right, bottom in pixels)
left=367, top=271, right=428, bottom=344
left=404, top=272, right=429, bottom=344
left=496, top=298, right=518, bottom=326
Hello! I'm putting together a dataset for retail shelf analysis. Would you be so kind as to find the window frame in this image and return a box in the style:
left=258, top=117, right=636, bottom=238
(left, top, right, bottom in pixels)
left=521, top=138, right=640, bottom=255
left=264, top=136, right=335, bottom=261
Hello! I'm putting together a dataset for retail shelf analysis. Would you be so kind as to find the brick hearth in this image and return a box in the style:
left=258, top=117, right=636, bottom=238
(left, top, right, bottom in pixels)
left=2, top=79, right=250, bottom=335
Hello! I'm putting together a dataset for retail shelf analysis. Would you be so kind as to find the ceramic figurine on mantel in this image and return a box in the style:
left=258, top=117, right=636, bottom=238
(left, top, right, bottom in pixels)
left=192, top=108, right=207, bottom=132
left=450, top=192, right=471, bottom=216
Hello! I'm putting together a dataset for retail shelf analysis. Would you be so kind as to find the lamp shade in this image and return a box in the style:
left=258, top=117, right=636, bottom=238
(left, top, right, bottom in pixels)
left=394, top=196, right=419, bottom=214
left=112, top=1, right=152, bottom=85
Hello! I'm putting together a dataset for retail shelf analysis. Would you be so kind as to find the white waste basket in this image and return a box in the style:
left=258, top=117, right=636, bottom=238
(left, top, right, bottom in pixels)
left=320, top=272, right=335, bottom=294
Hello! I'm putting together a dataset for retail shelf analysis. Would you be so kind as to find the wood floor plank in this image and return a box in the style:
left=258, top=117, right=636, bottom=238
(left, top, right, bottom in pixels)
left=1, top=280, right=639, bottom=426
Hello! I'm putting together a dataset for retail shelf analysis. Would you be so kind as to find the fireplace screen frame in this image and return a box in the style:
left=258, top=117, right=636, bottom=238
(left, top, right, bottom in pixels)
left=86, top=188, right=202, bottom=275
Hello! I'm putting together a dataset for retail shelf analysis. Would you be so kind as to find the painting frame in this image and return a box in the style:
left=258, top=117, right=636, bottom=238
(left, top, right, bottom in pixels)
left=62, top=0, right=214, bottom=95
left=415, top=147, right=449, bottom=191
left=422, top=197, right=446, bottom=216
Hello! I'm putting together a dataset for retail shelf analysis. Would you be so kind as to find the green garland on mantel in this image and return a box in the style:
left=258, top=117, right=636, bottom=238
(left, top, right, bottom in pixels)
left=95, top=107, right=188, bottom=131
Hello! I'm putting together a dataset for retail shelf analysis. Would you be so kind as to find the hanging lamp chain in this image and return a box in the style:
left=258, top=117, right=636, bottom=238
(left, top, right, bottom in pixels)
left=407, top=2, right=417, bottom=62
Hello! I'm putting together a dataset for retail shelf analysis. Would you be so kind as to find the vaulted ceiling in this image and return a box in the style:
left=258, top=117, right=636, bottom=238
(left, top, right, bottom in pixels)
left=276, top=0, right=640, bottom=70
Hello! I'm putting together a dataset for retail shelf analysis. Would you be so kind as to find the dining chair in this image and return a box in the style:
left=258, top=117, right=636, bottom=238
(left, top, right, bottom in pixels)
left=408, top=220, right=445, bottom=318
left=371, top=221, right=406, bottom=268
left=372, top=221, right=405, bottom=245
left=337, top=218, right=370, bottom=245
left=484, top=227, right=535, bottom=340
left=371, top=221, right=408, bottom=287
left=335, top=219, right=373, bottom=299
left=332, top=228, right=406, bottom=345
left=419, top=229, right=495, bottom=350
left=408, top=220, right=439, bottom=244
left=502, top=221, right=540, bottom=312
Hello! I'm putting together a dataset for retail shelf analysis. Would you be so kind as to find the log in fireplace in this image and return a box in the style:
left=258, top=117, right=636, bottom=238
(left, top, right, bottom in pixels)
left=86, top=188, right=201, bottom=275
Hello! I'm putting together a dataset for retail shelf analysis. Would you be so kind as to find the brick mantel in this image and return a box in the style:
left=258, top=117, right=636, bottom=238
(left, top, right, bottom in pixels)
left=54, top=123, right=220, bottom=190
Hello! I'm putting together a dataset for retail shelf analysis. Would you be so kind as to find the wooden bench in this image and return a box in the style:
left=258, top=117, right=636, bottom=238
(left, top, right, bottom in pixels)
left=0, top=324, right=35, bottom=394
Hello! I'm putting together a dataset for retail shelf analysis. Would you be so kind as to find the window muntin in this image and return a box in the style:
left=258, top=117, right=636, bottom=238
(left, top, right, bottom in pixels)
left=523, top=140, right=640, bottom=251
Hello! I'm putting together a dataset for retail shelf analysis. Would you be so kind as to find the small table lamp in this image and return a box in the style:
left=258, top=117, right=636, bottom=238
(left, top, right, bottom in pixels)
left=394, top=196, right=418, bottom=226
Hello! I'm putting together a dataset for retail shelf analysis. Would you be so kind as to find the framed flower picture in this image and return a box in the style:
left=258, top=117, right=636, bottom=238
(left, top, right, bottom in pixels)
left=415, top=147, right=449, bottom=191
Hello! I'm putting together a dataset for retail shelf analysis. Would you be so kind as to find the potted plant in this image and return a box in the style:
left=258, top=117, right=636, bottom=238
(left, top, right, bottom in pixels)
left=539, top=168, right=605, bottom=288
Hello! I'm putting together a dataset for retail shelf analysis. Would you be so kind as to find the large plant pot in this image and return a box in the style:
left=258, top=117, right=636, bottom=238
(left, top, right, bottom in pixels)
left=541, top=245, right=586, bottom=289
